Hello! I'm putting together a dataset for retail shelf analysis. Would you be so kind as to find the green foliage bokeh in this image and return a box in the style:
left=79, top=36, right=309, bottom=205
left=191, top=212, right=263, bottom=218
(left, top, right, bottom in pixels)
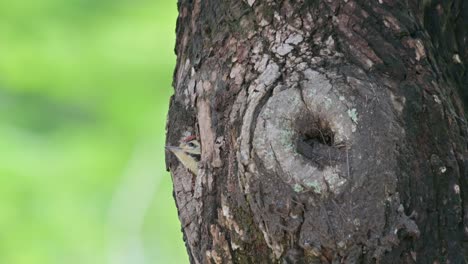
left=0, top=1, right=187, bottom=263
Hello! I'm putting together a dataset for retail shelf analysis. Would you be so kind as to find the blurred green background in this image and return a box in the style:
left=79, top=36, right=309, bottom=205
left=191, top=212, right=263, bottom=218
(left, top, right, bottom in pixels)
left=0, top=1, right=188, bottom=263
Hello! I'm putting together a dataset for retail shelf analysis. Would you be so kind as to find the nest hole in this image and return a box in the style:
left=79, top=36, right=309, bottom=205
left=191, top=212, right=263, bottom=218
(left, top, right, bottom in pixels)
left=296, top=115, right=334, bottom=147
left=294, top=115, right=345, bottom=169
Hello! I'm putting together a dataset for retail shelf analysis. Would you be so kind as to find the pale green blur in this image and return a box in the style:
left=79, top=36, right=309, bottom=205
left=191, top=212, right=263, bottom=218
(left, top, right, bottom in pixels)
left=0, top=1, right=187, bottom=263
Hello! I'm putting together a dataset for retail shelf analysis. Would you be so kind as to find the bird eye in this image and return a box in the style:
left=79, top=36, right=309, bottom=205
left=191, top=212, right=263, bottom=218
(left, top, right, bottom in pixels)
left=187, top=142, right=195, bottom=147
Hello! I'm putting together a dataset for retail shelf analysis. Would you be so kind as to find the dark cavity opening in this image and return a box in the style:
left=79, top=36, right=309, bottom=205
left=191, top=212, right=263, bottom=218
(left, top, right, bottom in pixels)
left=296, top=116, right=334, bottom=147
left=295, top=115, right=339, bottom=169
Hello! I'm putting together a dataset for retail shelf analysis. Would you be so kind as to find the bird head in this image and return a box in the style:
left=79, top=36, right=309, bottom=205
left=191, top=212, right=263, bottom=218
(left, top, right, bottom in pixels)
left=165, top=135, right=201, bottom=175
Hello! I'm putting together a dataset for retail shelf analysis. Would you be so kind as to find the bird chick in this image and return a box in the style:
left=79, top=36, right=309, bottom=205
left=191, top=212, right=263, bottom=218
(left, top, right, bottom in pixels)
left=166, top=135, right=201, bottom=175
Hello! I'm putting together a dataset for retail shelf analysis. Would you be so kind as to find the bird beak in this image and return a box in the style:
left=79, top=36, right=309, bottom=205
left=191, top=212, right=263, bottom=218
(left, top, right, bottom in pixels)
left=165, top=145, right=180, bottom=152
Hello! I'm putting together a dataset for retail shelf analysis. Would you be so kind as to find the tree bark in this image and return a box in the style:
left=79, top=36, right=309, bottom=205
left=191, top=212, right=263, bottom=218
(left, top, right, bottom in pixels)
left=166, top=0, right=468, bottom=263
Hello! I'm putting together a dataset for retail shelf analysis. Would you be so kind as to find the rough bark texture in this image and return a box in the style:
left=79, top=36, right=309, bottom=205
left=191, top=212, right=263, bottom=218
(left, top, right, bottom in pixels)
left=166, top=0, right=468, bottom=263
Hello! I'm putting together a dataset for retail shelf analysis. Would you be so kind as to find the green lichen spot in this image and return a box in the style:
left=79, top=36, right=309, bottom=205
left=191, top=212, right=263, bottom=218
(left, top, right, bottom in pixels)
left=305, top=181, right=321, bottom=193
left=279, top=129, right=294, bottom=150
left=347, top=108, right=358, bottom=124
left=293, top=184, right=304, bottom=193
left=325, top=98, right=332, bottom=109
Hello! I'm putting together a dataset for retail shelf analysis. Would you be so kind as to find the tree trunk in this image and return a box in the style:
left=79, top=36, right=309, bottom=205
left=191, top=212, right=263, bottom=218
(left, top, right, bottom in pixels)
left=166, top=0, right=468, bottom=263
